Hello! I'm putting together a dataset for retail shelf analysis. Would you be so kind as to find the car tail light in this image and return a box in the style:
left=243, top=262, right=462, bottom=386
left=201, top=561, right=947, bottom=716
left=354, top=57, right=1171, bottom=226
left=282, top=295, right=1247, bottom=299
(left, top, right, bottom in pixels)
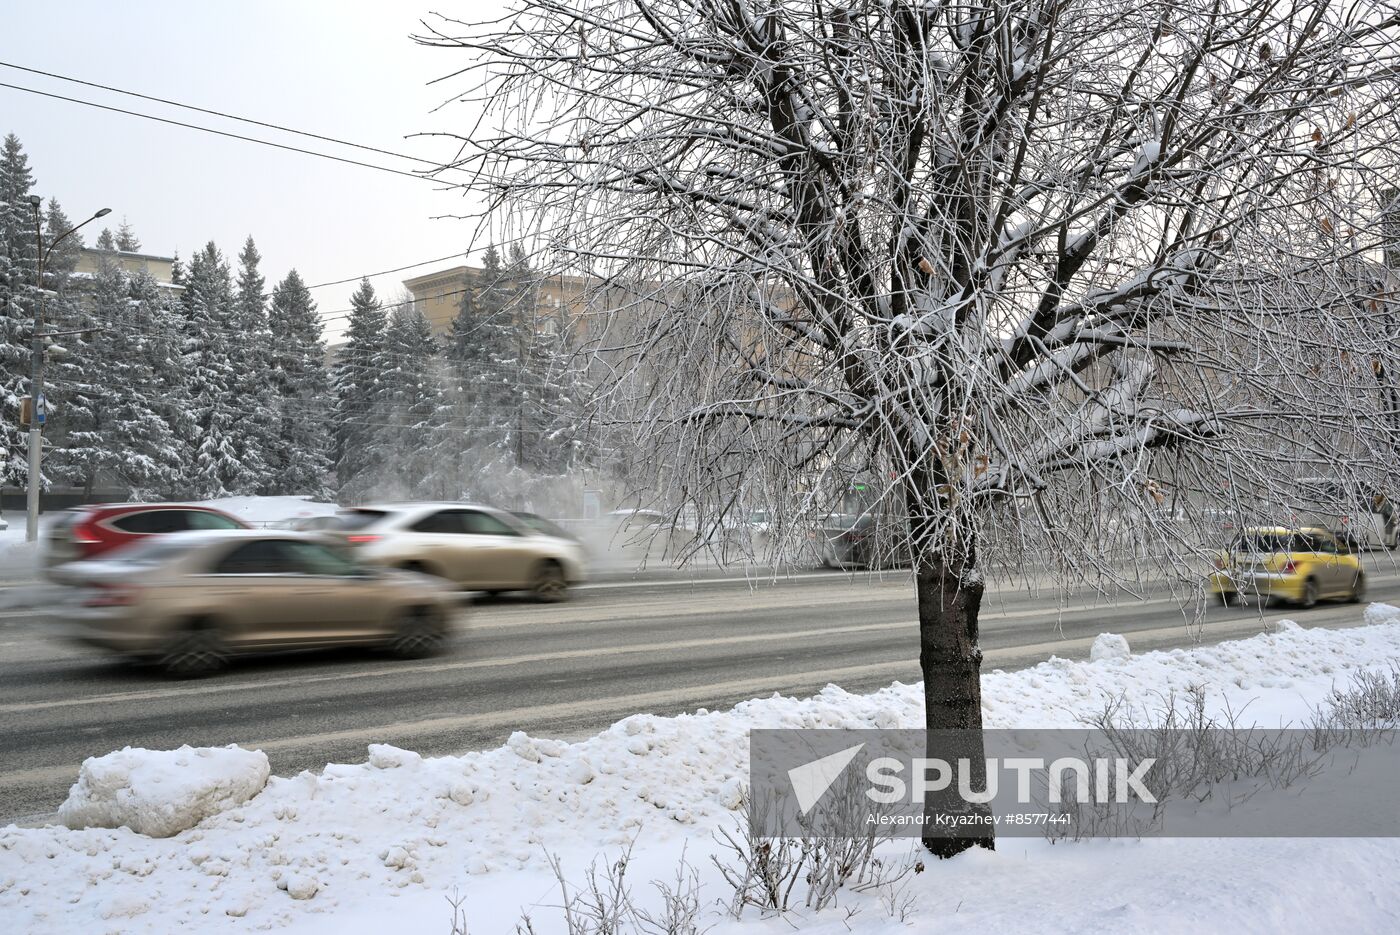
left=1213, top=557, right=1226, bottom=570
left=346, top=534, right=382, bottom=545
left=83, top=583, right=141, bottom=607
left=72, top=519, right=102, bottom=546
left=1281, top=560, right=1297, bottom=574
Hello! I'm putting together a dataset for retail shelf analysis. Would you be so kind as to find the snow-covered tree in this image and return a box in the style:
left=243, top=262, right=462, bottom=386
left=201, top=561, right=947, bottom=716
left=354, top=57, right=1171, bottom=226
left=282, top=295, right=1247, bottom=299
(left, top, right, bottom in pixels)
left=38, top=199, right=102, bottom=493
left=229, top=237, right=278, bottom=491
left=0, top=133, right=38, bottom=488
left=51, top=242, right=184, bottom=497
left=376, top=302, right=446, bottom=497
left=178, top=242, right=246, bottom=498
left=115, top=220, right=140, bottom=252
left=267, top=269, right=333, bottom=497
left=430, top=0, right=1400, bottom=855
left=332, top=278, right=389, bottom=500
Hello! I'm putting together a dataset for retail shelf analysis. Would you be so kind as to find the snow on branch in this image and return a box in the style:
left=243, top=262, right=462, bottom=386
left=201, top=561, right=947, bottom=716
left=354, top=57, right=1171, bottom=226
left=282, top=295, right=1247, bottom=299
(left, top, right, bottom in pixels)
left=422, top=0, right=1400, bottom=579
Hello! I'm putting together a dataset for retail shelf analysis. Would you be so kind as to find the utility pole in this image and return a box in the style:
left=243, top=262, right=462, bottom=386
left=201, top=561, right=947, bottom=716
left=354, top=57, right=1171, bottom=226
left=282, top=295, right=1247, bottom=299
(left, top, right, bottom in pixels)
left=23, top=197, right=110, bottom=542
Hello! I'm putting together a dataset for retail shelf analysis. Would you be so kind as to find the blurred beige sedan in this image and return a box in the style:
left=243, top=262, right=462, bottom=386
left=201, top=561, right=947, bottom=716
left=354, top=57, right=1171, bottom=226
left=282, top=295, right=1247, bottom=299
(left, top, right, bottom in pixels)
left=326, top=503, right=587, bottom=601
left=47, top=531, right=461, bottom=676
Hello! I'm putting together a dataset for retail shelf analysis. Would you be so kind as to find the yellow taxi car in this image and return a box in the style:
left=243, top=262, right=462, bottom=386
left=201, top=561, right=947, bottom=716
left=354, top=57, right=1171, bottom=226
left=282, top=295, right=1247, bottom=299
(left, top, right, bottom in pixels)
left=1209, top=527, right=1364, bottom=608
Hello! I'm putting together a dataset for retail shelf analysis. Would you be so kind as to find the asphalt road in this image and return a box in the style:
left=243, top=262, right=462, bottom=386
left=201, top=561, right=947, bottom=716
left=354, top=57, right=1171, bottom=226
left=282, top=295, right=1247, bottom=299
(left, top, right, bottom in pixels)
left=2, top=562, right=1398, bottom=825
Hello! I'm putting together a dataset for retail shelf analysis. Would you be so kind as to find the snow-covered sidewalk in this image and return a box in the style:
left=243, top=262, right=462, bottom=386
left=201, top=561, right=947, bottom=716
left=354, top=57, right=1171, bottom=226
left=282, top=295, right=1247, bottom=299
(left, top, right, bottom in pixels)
left=4, top=606, right=1400, bottom=933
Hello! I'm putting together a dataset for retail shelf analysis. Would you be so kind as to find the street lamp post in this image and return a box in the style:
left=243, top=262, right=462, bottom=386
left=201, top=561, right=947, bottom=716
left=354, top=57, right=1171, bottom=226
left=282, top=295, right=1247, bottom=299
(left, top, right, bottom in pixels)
left=24, top=197, right=111, bottom=542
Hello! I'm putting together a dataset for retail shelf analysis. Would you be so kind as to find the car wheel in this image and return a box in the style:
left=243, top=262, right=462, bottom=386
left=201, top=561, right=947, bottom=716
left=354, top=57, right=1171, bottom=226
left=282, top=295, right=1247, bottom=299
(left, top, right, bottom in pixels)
left=1348, top=573, right=1366, bottom=604
left=530, top=561, right=568, bottom=603
left=1216, top=590, right=1233, bottom=607
left=1298, top=577, right=1319, bottom=609
left=387, top=606, right=446, bottom=659
left=160, top=620, right=227, bottom=678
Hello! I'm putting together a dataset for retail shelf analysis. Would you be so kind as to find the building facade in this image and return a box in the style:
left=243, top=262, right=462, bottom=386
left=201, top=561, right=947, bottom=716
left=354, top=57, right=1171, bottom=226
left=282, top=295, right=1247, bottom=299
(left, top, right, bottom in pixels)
left=73, top=247, right=184, bottom=297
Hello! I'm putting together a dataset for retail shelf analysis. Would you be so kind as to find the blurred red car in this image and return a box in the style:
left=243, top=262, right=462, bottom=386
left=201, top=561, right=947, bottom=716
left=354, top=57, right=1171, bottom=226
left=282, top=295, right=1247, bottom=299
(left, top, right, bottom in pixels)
left=45, top=503, right=250, bottom=565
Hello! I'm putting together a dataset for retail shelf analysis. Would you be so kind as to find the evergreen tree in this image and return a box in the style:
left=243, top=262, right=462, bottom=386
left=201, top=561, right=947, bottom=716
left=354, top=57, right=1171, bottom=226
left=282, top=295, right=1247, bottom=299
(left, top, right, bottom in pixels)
left=115, top=220, right=140, bottom=252
left=94, top=228, right=116, bottom=252
left=39, top=199, right=103, bottom=493
left=442, top=246, right=522, bottom=486
left=0, top=133, right=38, bottom=488
left=229, top=237, right=277, bottom=491
left=331, top=278, right=388, bottom=499
left=178, top=242, right=245, bottom=497
left=378, top=303, right=444, bottom=497
left=50, top=243, right=184, bottom=497
left=268, top=269, right=332, bottom=496
left=169, top=251, right=185, bottom=291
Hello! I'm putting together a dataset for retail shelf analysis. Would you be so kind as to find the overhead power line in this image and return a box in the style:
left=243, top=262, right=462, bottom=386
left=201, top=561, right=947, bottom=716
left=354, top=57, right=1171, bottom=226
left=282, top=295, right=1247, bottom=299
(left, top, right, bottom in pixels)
left=0, top=81, right=445, bottom=184
left=305, top=252, right=470, bottom=290
left=0, top=60, right=444, bottom=169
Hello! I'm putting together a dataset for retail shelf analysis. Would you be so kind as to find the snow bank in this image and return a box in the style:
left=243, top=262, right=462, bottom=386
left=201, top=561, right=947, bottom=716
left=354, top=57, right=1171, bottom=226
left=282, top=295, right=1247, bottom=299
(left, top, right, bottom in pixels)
left=2, top=612, right=1400, bottom=932
left=1088, top=631, right=1131, bottom=662
left=57, top=745, right=270, bottom=839
left=194, top=495, right=338, bottom=526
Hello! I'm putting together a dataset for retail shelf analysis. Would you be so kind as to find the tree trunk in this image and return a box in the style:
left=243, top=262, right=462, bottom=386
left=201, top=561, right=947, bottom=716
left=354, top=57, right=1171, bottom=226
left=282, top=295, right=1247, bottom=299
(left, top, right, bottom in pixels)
left=915, top=537, right=994, bottom=858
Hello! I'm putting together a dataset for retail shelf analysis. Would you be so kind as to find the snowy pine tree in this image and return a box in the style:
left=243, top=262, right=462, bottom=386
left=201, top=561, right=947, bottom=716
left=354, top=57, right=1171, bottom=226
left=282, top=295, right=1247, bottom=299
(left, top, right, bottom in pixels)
left=50, top=239, right=184, bottom=497
left=267, top=269, right=332, bottom=497
left=177, top=242, right=246, bottom=498
left=0, top=133, right=38, bottom=489
left=38, top=199, right=104, bottom=494
left=441, top=246, right=525, bottom=496
left=229, top=237, right=278, bottom=491
left=114, top=220, right=140, bottom=252
left=331, top=278, right=388, bottom=500
left=377, top=302, right=444, bottom=497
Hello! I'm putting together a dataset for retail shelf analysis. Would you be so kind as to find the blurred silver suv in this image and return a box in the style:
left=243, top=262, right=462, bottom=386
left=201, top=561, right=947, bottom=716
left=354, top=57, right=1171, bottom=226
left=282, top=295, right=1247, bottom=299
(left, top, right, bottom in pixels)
left=328, top=503, right=587, bottom=601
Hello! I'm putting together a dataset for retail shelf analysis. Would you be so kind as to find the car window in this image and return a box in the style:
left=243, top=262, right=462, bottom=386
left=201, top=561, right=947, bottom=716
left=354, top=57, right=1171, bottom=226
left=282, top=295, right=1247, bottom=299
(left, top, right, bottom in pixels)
left=112, top=509, right=187, bottom=534
left=332, top=509, right=389, bottom=531
left=510, top=512, right=570, bottom=539
left=1236, top=532, right=1297, bottom=553
left=461, top=510, right=519, bottom=536
left=186, top=510, right=243, bottom=531
left=281, top=541, right=363, bottom=576
left=1304, top=534, right=1337, bottom=554
left=211, top=539, right=297, bottom=575
left=411, top=511, right=465, bottom=534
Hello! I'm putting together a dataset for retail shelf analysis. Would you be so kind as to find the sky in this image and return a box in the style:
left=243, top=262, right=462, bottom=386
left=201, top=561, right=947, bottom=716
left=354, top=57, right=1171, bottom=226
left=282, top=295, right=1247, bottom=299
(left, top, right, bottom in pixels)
left=1, top=0, right=503, bottom=340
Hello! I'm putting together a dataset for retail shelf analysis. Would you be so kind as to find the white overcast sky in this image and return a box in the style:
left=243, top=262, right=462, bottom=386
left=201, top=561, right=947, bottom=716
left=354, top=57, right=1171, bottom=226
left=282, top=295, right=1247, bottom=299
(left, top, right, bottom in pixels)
left=1, top=0, right=502, bottom=340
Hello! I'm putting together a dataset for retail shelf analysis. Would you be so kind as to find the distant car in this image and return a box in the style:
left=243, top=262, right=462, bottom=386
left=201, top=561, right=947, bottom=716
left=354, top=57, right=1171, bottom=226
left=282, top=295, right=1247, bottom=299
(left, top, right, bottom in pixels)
left=811, top=513, right=876, bottom=568
left=1209, top=526, right=1364, bottom=608
left=326, top=503, right=587, bottom=601
left=45, top=503, right=249, bottom=566
left=810, top=512, right=910, bottom=569
left=47, top=530, right=460, bottom=675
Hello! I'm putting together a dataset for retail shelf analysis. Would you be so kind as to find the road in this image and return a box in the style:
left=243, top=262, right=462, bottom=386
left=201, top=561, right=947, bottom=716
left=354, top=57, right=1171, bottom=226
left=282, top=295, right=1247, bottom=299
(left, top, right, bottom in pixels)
left=2, top=563, right=1398, bottom=825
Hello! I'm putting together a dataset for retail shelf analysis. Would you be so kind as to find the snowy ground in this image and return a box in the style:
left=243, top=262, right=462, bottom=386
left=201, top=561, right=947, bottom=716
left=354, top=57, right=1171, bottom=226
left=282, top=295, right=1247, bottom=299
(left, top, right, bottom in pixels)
left=3, top=606, right=1400, bottom=933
